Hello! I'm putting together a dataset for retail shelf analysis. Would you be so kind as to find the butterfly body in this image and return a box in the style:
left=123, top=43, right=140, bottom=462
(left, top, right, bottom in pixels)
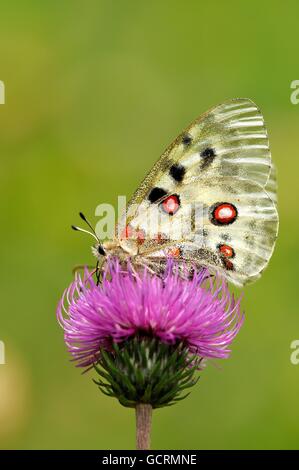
left=89, top=98, right=278, bottom=286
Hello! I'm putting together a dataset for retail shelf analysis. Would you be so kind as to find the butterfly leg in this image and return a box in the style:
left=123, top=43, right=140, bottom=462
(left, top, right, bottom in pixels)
left=95, top=260, right=101, bottom=286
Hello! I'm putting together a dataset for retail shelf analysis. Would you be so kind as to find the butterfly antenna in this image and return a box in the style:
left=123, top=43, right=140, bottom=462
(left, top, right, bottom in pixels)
left=72, top=212, right=106, bottom=256
left=79, top=212, right=99, bottom=238
left=71, top=224, right=99, bottom=242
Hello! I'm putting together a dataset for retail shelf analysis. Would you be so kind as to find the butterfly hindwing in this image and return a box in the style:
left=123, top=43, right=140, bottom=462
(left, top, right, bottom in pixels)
left=264, top=163, right=278, bottom=206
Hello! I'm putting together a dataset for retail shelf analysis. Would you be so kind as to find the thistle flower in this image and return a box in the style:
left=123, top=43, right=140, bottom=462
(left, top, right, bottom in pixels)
left=57, top=258, right=243, bottom=408
left=57, top=258, right=244, bottom=448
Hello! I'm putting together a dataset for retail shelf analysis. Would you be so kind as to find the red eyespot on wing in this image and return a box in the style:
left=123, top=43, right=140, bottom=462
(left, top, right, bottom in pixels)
left=136, top=229, right=145, bottom=245
left=161, top=194, right=180, bottom=215
left=167, top=247, right=181, bottom=257
left=155, top=233, right=167, bottom=244
left=120, top=224, right=133, bottom=239
left=120, top=225, right=145, bottom=244
left=218, top=244, right=235, bottom=258
left=211, top=203, right=238, bottom=225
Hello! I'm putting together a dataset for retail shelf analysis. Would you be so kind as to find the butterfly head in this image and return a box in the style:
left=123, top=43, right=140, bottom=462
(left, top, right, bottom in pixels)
left=91, top=240, right=123, bottom=260
left=72, top=212, right=136, bottom=265
left=94, top=243, right=106, bottom=258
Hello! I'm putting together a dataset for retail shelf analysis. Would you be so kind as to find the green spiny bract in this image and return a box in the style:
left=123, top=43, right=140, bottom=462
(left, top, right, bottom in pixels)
left=93, top=336, right=202, bottom=408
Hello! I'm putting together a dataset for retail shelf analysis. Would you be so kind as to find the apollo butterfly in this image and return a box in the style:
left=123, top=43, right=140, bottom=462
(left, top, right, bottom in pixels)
left=74, top=99, right=279, bottom=287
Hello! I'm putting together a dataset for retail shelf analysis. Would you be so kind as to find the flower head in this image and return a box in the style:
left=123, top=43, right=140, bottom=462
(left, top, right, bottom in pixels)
left=57, top=258, right=244, bottom=369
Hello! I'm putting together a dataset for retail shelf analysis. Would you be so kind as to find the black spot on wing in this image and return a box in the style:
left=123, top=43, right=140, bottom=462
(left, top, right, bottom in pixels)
left=200, top=147, right=216, bottom=170
left=169, top=163, right=186, bottom=182
left=148, top=187, right=167, bottom=203
left=220, top=233, right=231, bottom=241
left=182, top=134, right=192, bottom=146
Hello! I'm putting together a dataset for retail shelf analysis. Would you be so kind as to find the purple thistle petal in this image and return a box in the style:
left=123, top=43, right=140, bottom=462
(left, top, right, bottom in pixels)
left=57, top=258, right=244, bottom=368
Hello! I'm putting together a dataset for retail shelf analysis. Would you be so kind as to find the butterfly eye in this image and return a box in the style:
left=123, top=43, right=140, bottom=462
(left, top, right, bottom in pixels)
left=98, top=245, right=105, bottom=256
left=160, top=194, right=180, bottom=216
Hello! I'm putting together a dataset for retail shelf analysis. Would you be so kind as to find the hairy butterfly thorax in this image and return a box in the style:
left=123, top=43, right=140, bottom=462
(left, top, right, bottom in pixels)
left=72, top=99, right=278, bottom=287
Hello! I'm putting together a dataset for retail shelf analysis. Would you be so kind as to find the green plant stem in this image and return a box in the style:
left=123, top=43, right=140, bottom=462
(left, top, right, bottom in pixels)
left=135, top=404, right=152, bottom=450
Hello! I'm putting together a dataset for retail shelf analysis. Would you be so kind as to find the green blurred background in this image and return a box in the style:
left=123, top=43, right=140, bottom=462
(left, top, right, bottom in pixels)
left=0, top=0, right=298, bottom=450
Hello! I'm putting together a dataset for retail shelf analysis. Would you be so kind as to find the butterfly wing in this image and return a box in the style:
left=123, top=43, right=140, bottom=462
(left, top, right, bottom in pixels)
left=264, top=163, right=278, bottom=206
left=119, top=98, right=278, bottom=286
